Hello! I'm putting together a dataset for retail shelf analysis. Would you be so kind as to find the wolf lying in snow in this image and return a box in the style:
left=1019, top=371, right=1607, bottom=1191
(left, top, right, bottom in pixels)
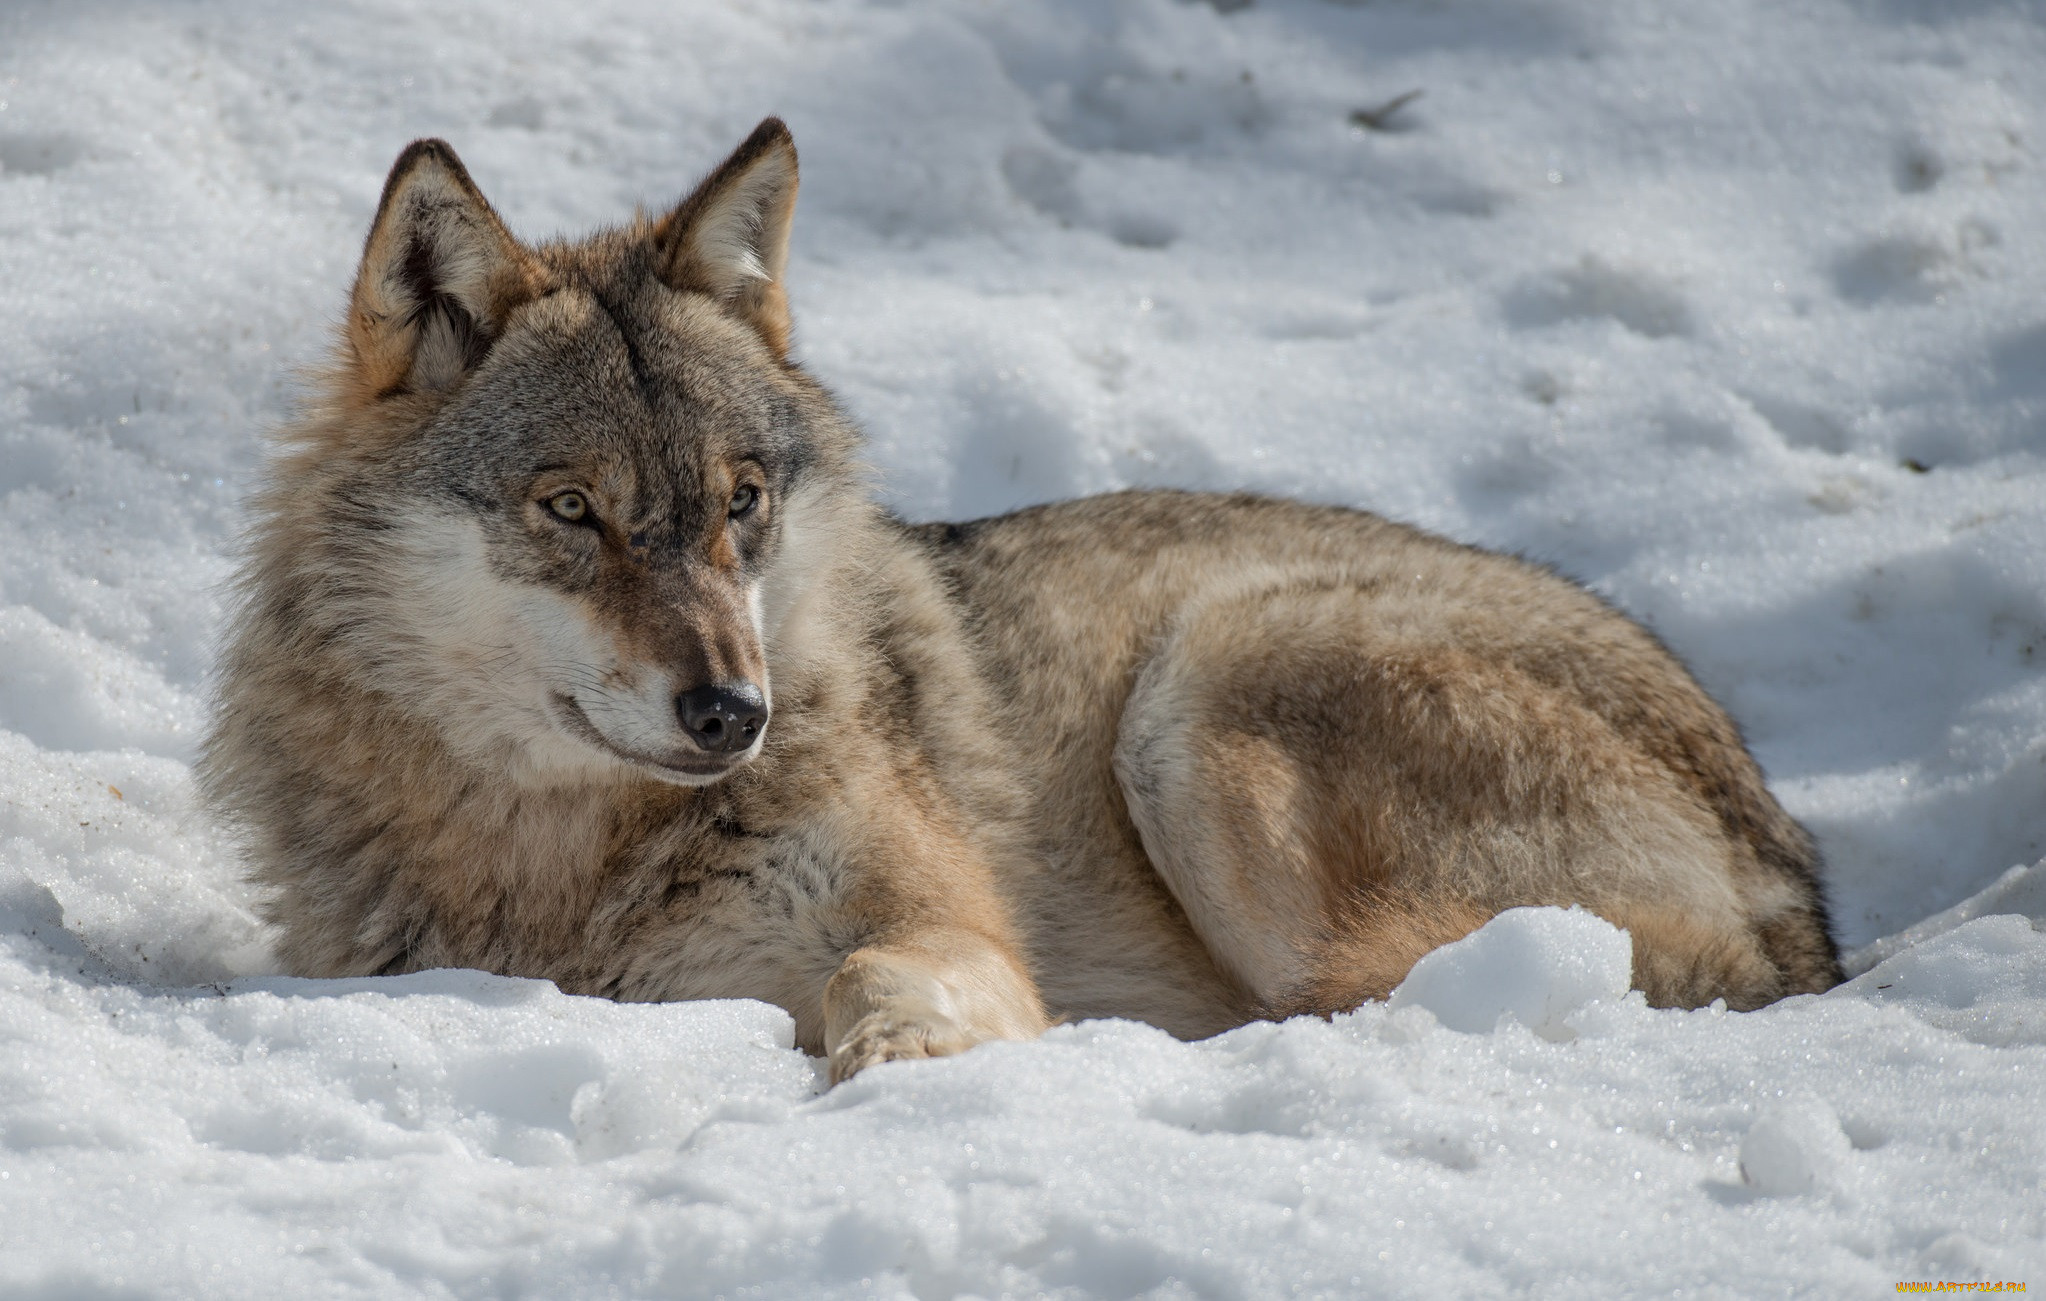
left=203, top=120, right=1841, bottom=1082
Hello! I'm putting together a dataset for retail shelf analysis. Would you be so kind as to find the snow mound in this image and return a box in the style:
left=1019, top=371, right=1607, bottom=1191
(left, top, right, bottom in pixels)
left=1387, top=905, right=1632, bottom=1041
left=1739, top=1091, right=1853, bottom=1197
left=1842, top=911, right=2046, bottom=1048
left=1845, top=858, right=2046, bottom=976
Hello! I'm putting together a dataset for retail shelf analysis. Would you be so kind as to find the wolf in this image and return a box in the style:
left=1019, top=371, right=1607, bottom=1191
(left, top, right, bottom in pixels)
left=202, top=119, right=1841, bottom=1082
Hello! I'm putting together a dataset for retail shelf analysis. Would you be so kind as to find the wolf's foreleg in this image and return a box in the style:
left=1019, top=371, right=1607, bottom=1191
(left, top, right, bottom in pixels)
left=822, top=929, right=1047, bottom=1083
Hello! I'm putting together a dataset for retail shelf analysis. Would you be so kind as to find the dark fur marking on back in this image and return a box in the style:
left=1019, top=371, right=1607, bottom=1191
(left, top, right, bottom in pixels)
left=915, top=520, right=981, bottom=550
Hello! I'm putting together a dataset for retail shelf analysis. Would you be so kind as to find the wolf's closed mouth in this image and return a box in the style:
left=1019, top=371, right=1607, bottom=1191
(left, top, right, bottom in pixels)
left=549, top=692, right=745, bottom=780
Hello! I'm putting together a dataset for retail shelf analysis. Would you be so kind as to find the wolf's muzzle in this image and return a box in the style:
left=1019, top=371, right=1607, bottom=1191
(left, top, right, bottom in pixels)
left=678, top=682, right=769, bottom=753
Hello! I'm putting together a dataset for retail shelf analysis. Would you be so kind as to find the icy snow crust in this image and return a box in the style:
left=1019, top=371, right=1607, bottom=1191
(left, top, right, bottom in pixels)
left=1, top=0, right=2043, bottom=1293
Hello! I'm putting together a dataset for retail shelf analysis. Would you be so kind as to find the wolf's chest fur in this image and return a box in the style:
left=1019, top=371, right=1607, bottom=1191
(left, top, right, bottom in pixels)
left=203, top=121, right=1840, bottom=1082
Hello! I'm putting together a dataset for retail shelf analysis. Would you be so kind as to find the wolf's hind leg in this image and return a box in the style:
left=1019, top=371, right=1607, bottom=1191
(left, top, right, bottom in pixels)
left=1601, top=905, right=1788, bottom=1011
left=1262, top=897, right=1790, bottom=1017
left=1114, top=580, right=1785, bottom=1014
left=1110, top=582, right=1430, bottom=1008
left=1111, top=710, right=1438, bottom=1010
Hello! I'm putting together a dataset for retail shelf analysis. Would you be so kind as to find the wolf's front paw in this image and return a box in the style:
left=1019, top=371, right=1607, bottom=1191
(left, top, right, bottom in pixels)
left=828, top=1008, right=981, bottom=1084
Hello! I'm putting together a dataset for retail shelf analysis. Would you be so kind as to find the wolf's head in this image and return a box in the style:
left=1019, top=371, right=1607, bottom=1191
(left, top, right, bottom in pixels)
left=266, top=120, right=865, bottom=788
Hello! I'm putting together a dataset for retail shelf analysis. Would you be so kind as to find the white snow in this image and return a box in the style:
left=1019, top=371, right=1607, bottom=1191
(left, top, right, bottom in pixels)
left=2, top=0, right=2044, bottom=1294
left=1737, top=1092, right=1854, bottom=1199
left=1386, top=906, right=1633, bottom=1042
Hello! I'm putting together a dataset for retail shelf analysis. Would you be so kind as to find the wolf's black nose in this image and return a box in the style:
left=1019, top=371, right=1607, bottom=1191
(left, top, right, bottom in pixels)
left=678, top=682, right=768, bottom=753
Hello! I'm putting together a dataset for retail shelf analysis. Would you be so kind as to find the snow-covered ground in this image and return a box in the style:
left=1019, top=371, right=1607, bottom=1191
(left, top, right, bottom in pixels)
left=2, top=0, right=2043, bottom=1293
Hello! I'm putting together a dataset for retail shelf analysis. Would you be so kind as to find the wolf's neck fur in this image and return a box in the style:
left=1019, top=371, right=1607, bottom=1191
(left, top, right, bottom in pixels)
left=238, top=668, right=673, bottom=979
left=211, top=489, right=913, bottom=983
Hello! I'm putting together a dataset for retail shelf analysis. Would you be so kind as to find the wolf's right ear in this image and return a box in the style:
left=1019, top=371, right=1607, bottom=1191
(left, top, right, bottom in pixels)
left=654, top=118, right=799, bottom=358
left=345, top=140, right=540, bottom=401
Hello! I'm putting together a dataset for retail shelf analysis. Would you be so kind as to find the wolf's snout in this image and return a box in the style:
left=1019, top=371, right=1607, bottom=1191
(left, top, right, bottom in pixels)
left=679, top=682, right=769, bottom=753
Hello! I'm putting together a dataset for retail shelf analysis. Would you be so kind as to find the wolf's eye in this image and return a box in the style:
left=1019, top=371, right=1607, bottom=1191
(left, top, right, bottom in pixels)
left=728, top=485, right=760, bottom=519
left=547, top=492, right=589, bottom=523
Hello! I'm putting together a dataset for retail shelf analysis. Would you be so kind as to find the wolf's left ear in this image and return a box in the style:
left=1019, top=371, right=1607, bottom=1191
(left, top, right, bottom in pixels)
left=346, top=139, right=540, bottom=400
left=654, top=118, right=799, bottom=357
